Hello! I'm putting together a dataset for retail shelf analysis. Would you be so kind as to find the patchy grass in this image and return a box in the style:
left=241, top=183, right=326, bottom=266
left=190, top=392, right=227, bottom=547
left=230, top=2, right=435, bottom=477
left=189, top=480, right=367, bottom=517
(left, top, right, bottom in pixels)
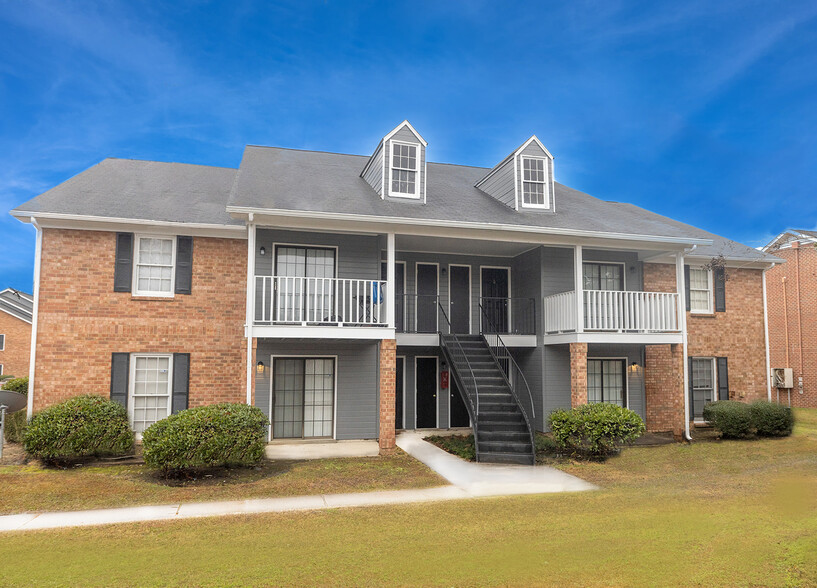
left=425, top=434, right=476, bottom=460
left=0, top=449, right=445, bottom=514
left=0, top=410, right=814, bottom=587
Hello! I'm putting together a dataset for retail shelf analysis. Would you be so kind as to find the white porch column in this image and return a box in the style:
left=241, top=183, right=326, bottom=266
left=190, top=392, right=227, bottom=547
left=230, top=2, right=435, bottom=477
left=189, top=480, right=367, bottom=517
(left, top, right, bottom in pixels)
left=386, top=233, right=396, bottom=329
left=574, top=245, right=584, bottom=333
left=675, top=252, right=690, bottom=439
left=245, top=222, right=256, bottom=405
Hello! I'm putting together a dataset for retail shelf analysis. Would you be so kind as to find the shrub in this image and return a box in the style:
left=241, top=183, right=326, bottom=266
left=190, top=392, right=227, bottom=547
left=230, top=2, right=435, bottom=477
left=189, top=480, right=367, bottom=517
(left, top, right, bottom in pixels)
left=23, top=395, right=134, bottom=464
left=702, top=401, right=753, bottom=438
left=750, top=401, right=794, bottom=437
left=142, top=403, right=268, bottom=473
left=548, top=403, right=645, bottom=456
left=1, top=377, right=29, bottom=443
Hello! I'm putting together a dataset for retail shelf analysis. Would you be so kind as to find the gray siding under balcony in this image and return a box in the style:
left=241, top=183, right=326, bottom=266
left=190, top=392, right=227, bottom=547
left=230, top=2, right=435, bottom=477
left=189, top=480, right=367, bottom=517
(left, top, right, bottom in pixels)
left=542, top=344, right=571, bottom=430
left=397, top=347, right=446, bottom=430
left=586, top=343, right=646, bottom=420
left=255, top=339, right=380, bottom=440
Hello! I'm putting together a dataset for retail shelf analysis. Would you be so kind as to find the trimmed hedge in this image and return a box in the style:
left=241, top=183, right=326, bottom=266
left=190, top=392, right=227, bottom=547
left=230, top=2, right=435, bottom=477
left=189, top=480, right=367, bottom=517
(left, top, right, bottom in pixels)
left=750, top=401, right=794, bottom=437
left=702, top=401, right=753, bottom=438
left=2, top=377, right=28, bottom=443
left=23, top=395, right=134, bottom=463
left=142, top=403, right=268, bottom=472
left=548, top=403, right=645, bottom=456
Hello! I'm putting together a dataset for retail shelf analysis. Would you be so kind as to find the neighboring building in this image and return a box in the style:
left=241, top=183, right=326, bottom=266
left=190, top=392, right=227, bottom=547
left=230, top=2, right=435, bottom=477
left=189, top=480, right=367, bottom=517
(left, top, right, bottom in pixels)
left=11, top=122, right=781, bottom=463
left=763, top=230, right=817, bottom=407
left=0, top=288, right=33, bottom=379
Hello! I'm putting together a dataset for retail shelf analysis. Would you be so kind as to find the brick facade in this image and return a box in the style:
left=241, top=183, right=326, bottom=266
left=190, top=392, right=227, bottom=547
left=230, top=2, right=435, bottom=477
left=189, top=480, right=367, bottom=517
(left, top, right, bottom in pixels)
left=569, top=342, right=588, bottom=407
left=0, top=310, right=31, bottom=379
left=32, top=228, right=247, bottom=411
left=765, top=243, right=817, bottom=407
left=644, top=343, right=685, bottom=436
left=378, top=338, right=397, bottom=454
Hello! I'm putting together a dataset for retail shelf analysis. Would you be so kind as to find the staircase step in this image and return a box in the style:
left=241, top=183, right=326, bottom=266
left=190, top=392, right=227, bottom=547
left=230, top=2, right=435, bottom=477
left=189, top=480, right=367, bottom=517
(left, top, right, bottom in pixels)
left=477, top=411, right=525, bottom=423
left=479, top=440, right=533, bottom=453
left=478, top=430, right=531, bottom=442
left=477, top=421, right=529, bottom=432
left=480, top=402, right=518, bottom=412
left=478, top=451, right=535, bottom=465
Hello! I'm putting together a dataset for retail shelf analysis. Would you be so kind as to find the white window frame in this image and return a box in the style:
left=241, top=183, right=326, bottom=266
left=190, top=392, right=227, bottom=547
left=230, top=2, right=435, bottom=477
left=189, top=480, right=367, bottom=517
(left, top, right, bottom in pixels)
left=586, top=357, right=629, bottom=408
left=582, top=261, right=626, bottom=292
left=0, top=364, right=3, bottom=376
left=388, top=140, right=421, bottom=199
left=691, top=357, right=716, bottom=422
left=132, top=234, right=177, bottom=298
left=128, top=353, right=173, bottom=438
left=0, top=334, right=4, bottom=351
left=520, top=156, right=549, bottom=209
left=688, top=266, right=713, bottom=314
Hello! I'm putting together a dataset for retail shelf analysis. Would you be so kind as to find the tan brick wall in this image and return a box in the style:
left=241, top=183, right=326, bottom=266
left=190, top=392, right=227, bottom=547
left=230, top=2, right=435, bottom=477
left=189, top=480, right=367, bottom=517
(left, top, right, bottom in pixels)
left=644, top=262, right=769, bottom=405
left=766, top=244, right=817, bottom=407
left=32, top=228, right=247, bottom=411
left=0, top=311, right=31, bottom=379
left=644, top=343, right=685, bottom=436
left=569, top=342, right=588, bottom=407
left=378, top=339, right=397, bottom=454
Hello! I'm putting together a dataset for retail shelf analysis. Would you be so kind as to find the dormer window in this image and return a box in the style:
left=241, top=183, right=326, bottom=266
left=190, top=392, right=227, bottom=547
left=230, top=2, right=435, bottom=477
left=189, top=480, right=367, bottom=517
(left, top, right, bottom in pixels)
left=521, top=156, right=548, bottom=208
left=390, top=142, right=419, bottom=198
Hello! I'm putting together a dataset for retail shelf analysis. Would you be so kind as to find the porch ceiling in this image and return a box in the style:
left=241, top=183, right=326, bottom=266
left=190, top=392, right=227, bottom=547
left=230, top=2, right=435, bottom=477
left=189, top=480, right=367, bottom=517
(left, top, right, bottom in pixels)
left=395, top=234, right=538, bottom=257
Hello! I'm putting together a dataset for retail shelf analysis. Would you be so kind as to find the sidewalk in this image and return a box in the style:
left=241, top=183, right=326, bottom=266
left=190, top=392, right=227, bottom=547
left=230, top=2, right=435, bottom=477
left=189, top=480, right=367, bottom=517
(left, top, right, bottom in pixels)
left=0, top=433, right=594, bottom=533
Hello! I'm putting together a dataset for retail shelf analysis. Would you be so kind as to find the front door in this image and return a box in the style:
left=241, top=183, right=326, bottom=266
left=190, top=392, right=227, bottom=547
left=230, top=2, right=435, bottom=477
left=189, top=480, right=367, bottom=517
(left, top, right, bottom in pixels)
left=416, top=264, right=438, bottom=333
left=396, top=357, right=404, bottom=429
left=449, top=379, right=470, bottom=427
left=481, top=267, right=509, bottom=333
left=381, top=262, right=406, bottom=332
left=416, top=357, right=438, bottom=428
left=272, top=358, right=335, bottom=439
left=449, top=265, right=471, bottom=334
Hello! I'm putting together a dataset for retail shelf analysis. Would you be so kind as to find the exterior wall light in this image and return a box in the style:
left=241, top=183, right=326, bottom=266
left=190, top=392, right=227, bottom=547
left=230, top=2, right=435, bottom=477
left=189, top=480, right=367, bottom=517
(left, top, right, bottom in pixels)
left=257, top=361, right=265, bottom=374
left=259, top=246, right=266, bottom=256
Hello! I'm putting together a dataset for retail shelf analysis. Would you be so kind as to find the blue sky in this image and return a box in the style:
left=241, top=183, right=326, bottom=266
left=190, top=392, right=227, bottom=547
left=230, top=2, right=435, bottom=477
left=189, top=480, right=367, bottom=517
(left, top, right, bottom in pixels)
left=1, top=0, right=816, bottom=292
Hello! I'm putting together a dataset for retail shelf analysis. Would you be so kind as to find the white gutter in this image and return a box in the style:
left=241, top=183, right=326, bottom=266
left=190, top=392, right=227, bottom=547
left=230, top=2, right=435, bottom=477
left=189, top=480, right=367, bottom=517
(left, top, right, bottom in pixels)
left=27, top=222, right=43, bottom=420
left=762, top=266, right=773, bottom=401
left=11, top=211, right=245, bottom=233
left=225, top=205, right=713, bottom=247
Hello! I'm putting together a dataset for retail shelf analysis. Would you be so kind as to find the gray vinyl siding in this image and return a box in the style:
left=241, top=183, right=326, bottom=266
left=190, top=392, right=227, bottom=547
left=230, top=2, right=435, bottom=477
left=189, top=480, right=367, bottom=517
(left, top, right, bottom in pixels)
left=511, top=346, right=544, bottom=429
left=542, top=246, right=575, bottom=297
left=542, top=344, right=571, bottom=430
left=255, top=339, right=379, bottom=440
left=384, top=125, right=425, bottom=202
left=397, top=347, right=443, bottom=429
left=583, top=249, right=643, bottom=291
left=511, top=246, right=542, bottom=334
left=586, top=344, right=646, bottom=420
left=361, top=142, right=384, bottom=197
left=516, top=142, right=554, bottom=211
left=476, top=157, right=516, bottom=209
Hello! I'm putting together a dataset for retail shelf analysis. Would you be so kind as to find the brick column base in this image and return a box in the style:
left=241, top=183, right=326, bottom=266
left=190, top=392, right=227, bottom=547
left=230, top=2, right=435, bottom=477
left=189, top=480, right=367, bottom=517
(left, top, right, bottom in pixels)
left=378, top=339, right=397, bottom=455
left=570, top=342, right=588, bottom=407
left=644, top=343, right=686, bottom=438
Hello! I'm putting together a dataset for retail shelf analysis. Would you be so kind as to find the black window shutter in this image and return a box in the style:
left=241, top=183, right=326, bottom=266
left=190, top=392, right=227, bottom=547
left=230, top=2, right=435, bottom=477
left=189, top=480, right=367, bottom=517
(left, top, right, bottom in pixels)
left=172, top=353, right=190, bottom=413
left=110, top=353, right=130, bottom=408
left=717, top=357, right=729, bottom=401
left=175, top=236, right=193, bottom=295
left=714, top=267, right=726, bottom=312
left=114, top=233, right=134, bottom=292
left=684, top=265, right=691, bottom=312
left=688, top=357, right=694, bottom=420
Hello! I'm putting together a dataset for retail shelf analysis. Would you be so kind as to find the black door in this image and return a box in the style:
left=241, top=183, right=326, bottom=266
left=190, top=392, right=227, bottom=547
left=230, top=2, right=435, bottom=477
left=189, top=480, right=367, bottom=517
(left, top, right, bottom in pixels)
left=481, top=267, right=509, bottom=333
left=381, top=262, right=405, bottom=332
left=416, top=264, right=438, bottom=333
left=395, top=357, right=404, bottom=429
left=449, top=265, right=470, bottom=334
left=449, top=379, right=470, bottom=427
left=416, top=357, right=437, bottom=428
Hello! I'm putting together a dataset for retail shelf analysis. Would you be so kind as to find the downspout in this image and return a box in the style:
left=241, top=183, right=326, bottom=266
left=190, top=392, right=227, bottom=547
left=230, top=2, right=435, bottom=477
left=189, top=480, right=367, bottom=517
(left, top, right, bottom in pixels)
left=782, top=277, right=789, bottom=368
left=245, top=219, right=256, bottom=405
left=26, top=221, right=43, bottom=420
left=794, top=244, right=804, bottom=387
left=762, top=267, right=773, bottom=401
left=676, top=248, right=693, bottom=442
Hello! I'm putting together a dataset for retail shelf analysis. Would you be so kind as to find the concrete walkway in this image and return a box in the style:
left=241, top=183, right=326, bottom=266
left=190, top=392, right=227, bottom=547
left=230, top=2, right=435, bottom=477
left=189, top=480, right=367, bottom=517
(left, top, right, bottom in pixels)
left=0, top=434, right=594, bottom=533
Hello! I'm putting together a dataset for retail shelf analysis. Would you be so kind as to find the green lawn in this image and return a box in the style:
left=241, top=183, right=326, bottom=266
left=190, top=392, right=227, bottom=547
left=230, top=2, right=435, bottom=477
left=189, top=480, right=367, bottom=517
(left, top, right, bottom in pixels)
left=0, top=410, right=815, bottom=587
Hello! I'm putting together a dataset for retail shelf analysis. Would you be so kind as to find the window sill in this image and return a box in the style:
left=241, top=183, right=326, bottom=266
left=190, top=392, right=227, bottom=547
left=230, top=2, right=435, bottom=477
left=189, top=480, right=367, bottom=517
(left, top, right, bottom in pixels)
left=130, top=295, right=177, bottom=302
left=688, top=312, right=717, bottom=318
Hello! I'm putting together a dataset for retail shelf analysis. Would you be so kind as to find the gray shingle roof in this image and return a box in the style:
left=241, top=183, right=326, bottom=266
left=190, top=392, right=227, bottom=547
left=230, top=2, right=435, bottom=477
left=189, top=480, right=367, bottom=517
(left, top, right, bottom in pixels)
left=0, top=289, right=33, bottom=323
left=12, top=159, right=241, bottom=227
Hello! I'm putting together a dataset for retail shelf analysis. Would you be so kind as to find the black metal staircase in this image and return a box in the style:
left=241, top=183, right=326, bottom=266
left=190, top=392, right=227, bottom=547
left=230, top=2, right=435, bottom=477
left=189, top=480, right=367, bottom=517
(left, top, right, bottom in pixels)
left=438, top=303, right=536, bottom=465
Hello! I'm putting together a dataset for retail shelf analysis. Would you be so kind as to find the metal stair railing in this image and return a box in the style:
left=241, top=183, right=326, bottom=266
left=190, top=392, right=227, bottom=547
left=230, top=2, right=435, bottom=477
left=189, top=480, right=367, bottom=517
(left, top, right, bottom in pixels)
left=478, top=302, right=537, bottom=458
left=437, top=302, right=481, bottom=461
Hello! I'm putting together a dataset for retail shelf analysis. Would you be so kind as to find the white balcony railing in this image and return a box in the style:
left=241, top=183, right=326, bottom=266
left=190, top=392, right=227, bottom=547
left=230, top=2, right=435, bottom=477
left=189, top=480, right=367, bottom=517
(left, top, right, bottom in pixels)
left=544, top=290, right=680, bottom=334
left=255, top=276, right=388, bottom=327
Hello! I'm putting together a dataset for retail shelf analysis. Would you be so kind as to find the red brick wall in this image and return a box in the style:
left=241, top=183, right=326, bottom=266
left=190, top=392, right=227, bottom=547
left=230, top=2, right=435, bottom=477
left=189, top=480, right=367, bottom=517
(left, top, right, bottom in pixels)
left=378, top=339, right=397, bottom=453
left=644, top=263, right=769, bottom=404
left=766, top=244, right=817, bottom=407
left=644, top=343, right=685, bottom=436
left=32, top=228, right=247, bottom=411
left=0, top=311, right=31, bottom=379
left=569, top=342, right=588, bottom=407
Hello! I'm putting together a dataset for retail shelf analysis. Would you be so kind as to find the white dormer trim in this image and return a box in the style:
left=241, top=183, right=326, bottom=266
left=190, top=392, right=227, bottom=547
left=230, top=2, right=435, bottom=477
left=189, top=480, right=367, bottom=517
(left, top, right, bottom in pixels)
left=519, top=155, right=550, bottom=209
left=383, top=120, right=428, bottom=146
left=388, top=140, right=421, bottom=199
left=512, top=136, right=554, bottom=212
left=514, top=135, right=553, bottom=159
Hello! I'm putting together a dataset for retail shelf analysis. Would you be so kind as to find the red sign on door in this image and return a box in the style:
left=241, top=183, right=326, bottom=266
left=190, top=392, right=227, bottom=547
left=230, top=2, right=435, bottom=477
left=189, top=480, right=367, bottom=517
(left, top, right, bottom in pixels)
left=440, top=370, right=449, bottom=390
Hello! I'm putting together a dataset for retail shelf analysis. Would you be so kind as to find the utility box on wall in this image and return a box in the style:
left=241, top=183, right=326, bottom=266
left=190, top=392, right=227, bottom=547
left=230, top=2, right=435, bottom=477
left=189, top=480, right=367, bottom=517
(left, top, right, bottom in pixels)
left=772, top=367, right=794, bottom=389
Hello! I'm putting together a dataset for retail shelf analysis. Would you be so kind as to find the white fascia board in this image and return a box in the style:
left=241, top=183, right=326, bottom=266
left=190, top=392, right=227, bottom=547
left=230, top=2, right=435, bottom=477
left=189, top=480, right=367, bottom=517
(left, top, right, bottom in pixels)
left=383, top=120, right=428, bottom=146
left=13, top=211, right=247, bottom=239
left=226, top=205, right=713, bottom=248
left=515, top=135, right=553, bottom=160
left=0, top=295, right=33, bottom=317
left=644, top=254, right=782, bottom=269
left=0, top=305, right=32, bottom=324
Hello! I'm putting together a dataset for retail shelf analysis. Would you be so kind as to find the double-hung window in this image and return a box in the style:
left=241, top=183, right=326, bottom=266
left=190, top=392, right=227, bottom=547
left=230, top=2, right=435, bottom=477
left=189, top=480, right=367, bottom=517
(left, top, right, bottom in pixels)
left=129, top=354, right=173, bottom=434
left=583, top=263, right=624, bottom=291
left=390, top=142, right=419, bottom=197
left=0, top=334, right=4, bottom=351
left=134, top=236, right=176, bottom=297
left=689, top=267, right=713, bottom=313
left=521, top=157, right=548, bottom=208
left=691, top=357, right=715, bottom=420
left=587, top=359, right=626, bottom=407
